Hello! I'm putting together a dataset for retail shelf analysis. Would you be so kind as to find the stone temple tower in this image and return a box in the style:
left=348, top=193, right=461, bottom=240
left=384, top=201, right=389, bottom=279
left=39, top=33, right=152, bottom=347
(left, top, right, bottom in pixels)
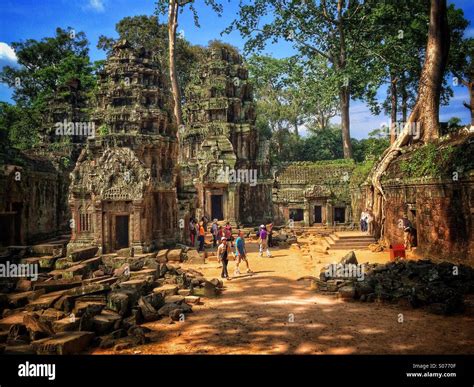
left=68, top=40, right=179, bottom=254
left=179, top=43, right=272, bottom=225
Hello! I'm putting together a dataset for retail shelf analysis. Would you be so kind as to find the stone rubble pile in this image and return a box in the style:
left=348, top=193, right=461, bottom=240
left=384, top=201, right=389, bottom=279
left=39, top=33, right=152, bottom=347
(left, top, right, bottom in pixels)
left=313, top=251, right=474, bottom=315
left=0, top=243, right=222, bottom=354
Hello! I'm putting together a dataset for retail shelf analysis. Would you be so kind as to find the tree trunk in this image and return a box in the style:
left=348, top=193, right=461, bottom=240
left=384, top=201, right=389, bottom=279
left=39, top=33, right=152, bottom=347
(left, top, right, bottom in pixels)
left=415, top=0, right=450, bottom=142
left=469, top=82, right=474, bottom=126
left=340, top=86, right=353, bottom=158
left=168, top=0, right=183, bottom=131
left=368, top=0, right=450, bottom=240
left=390, top=73, right=398, bottom=144
left=401, top=75, right=408, bottom=123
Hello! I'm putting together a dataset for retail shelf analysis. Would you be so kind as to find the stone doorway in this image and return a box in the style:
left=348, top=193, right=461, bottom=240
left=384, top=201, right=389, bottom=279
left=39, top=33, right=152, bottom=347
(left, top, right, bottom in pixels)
left=211, top=194, right=224, bottom=220
left=334, top=207, right=345, bottom=223
left=314, top=205, right=322, bottom=223
left=115, top=215, right=129, bottom=250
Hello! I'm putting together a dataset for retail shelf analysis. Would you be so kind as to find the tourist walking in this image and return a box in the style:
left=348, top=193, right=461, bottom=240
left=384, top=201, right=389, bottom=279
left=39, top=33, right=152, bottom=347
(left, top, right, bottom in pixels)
left=217, top=237, right=232, bottom=280
left=267, top=222, right=274, bottom=247
left=224, top=221, right=234, bottom=247
left=198, top=221, right=205, bottom=252
left=189, top=218, right=196, bottom=247
left=211, top=219, right=219, bottom=247
left=234, top=230, right=252, bottom=275
left=258, top=224, right=271, bottom=257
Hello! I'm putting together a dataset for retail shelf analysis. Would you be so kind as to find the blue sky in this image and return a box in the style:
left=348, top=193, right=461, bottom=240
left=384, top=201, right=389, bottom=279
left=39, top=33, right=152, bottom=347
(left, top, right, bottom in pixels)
left=0, top=0, right=473, bottom=139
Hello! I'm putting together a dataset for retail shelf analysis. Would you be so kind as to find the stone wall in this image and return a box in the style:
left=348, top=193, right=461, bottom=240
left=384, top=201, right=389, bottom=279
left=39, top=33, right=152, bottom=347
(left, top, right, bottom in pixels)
left=0, top=149, right=74, bottom=246
left=273, top=160, right=355, bottom=226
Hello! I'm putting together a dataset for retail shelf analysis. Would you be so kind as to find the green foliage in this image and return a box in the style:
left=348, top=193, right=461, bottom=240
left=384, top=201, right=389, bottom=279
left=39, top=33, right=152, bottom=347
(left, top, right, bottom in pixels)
left=0, top=102, right=40, bottom=149
left=350, top=160, right=376, bottom=186
left=0, top=27, right=95, bottom=147
left=400, top=143, right=455, bottom=178
left=97, top=124, right=109, bottom=136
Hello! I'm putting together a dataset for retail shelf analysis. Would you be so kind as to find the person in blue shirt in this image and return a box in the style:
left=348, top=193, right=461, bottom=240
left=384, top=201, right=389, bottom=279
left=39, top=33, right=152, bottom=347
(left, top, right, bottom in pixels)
left=234, top=230, right=252, bottom=275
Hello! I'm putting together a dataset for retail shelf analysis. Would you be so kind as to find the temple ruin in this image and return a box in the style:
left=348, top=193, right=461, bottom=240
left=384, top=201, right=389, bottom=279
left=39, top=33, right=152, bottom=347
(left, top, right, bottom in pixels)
left=179, top=45, right=273, bottom=226
left=67, top=40, right=179, bottom=254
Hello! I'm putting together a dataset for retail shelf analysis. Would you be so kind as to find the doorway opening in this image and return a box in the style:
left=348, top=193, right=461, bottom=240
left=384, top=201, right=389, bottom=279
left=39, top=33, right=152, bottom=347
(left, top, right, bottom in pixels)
left=211, top=194, right=224, bottom=220
left=314, top=205, right=322, bottom=223
left=115, top=215, right=129, bottom=250
left=334, top=207, right=345, bottom=223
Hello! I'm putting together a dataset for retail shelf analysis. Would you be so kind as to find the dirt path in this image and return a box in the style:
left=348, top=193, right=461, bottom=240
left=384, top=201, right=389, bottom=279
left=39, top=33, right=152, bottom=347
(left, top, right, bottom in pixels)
left=94, top=242, right=474, bottom=355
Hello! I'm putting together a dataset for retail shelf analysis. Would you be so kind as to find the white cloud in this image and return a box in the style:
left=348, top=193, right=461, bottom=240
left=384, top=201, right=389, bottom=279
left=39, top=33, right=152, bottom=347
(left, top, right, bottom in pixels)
left=86, top=0, right=105, bottom=12
left=0, top=42, right=18, bottom=63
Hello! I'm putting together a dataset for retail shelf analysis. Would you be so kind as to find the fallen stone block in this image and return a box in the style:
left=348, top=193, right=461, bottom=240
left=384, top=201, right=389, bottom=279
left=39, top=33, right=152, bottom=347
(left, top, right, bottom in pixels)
left=0, top=311, right=29, bottom=330
left=92, top=311, right=122, bottom=334
left=7, top=290, right=45, bottom=308
left=30, top=243, right=66, bottom=258
left=23, top=313, right=55, bottom=340
left=152, top=284, right=178, bottom=297
left=26, top=291, right=66, bottom=311
left=138, top=297, right=160, bottom=322
left=32, top=331, right=94, bottom=355
left=166, top=249, right=183, bottom=262
left=185, top=249, right=205, bottom=264
left=338, top=285, right=356, bottom=300
left=164, top=295, right=184, bottom=304
left=73, top=301, right=105, bottom=317
left=184, top=296, right=200, bottom=304
left=156, top=250, right=168, bottom=263
left=33, top=278, right=83, bottom=293
left=15, top=279, right=32, bottom=292
left=339, top=251, right=358, bottom=265
left=68, top=247, right=99, bottom=263
left=52, top=316, right=80, bottom=333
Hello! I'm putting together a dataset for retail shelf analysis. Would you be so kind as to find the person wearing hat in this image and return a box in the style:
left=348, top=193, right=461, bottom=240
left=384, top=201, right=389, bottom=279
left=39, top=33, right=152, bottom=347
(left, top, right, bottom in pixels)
left=211, top=219, right=219, bottom=247
left=258, top=224, right=271, bottom=257
left=217, top=237, right=232, bottom=280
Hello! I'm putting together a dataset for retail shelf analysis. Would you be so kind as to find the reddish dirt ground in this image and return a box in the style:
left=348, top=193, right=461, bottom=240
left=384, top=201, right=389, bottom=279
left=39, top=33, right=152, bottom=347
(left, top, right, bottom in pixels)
left=94, top=241, right=474, bottom=355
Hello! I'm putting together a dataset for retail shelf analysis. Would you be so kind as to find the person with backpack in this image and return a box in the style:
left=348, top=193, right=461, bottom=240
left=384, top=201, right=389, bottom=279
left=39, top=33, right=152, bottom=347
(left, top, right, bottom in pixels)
left=211, top=219, right=219, bottom=247
left=217, top=237, right=232, bottom=280
left=234, top=230, right=252, bottom=275
left=224, top=222, right=233, bottom=248
left=258, top=224, right=271, bottom=257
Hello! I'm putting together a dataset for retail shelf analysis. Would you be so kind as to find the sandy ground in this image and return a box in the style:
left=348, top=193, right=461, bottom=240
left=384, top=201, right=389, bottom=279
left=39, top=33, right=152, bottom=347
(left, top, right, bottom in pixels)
left=94, top=241, right=474, bottom=355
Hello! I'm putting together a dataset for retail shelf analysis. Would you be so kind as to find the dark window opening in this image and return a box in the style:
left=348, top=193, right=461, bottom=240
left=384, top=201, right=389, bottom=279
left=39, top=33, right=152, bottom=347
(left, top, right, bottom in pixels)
left=289, top=208, right=304, bottom=222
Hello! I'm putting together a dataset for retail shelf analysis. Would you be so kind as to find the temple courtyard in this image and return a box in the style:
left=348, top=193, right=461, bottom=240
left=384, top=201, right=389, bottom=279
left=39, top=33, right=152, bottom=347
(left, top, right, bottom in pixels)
left=93, top=241, right=474, bottom=355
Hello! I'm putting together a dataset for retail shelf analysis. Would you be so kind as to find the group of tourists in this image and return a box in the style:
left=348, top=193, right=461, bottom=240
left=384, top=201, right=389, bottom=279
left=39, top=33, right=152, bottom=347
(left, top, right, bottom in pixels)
left=189, top=217, right=235, bottom=252
left=359, top=209, right=374, bottom=234
left=217, top=230, right=253, bottom=280
left=188, top=217, right=277, bottom=280
left=188, top=217, right=207, bottom=252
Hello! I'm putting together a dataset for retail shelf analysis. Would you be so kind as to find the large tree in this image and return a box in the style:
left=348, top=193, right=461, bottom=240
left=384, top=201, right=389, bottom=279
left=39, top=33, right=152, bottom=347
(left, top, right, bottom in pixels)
left=156, top=0, right=223, bottom=131
left=226, top=0, right=376, bottom=159
left=0, top=27, right=95, bottom=147
left=369, top=0, right=450, bottom=238
left=358, top=0, right=469, bottom=143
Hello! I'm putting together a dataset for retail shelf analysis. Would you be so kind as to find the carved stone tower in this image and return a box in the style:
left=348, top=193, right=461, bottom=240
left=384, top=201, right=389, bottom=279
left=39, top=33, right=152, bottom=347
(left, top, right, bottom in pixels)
left=68, top=40, right=178, bottom=254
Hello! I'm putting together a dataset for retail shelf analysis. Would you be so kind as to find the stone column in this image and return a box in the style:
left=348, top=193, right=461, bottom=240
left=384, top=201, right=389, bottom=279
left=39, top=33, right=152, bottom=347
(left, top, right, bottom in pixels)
left=132, top=200, right=143, bottom=252
left=326, top=200, right=333, bottom=226
left=303, top=199, right=310, bottom=226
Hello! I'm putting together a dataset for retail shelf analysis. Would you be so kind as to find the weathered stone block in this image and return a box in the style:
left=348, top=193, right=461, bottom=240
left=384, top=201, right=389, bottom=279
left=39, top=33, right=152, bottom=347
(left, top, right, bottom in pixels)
left=32, top=331, right=94, bottom=354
